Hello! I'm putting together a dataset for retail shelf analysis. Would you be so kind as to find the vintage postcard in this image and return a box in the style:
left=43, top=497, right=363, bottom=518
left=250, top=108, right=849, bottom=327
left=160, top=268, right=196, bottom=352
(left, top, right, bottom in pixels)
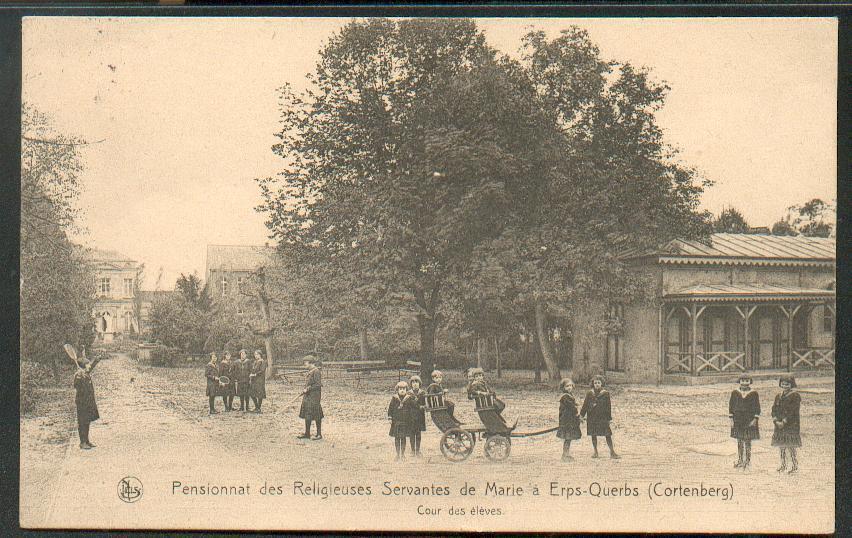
left=19, top=15, right=836, bottom=533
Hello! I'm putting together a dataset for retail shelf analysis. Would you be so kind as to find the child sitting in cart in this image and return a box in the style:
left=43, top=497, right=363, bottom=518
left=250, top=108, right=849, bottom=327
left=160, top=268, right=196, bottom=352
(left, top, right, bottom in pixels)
left=467, top=367, right=506, bottom=416
left=426, top=370, right=460, bottom=425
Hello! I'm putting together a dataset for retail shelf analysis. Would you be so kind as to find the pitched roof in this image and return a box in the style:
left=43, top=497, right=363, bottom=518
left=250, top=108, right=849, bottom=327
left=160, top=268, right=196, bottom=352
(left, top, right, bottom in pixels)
left=664, top=283, right=835, bottom=302
left=630, top=233, right=834, bottom=267
left=206, top=244, right=276, bottom=274
left=81, top=246, right=136, bottom=263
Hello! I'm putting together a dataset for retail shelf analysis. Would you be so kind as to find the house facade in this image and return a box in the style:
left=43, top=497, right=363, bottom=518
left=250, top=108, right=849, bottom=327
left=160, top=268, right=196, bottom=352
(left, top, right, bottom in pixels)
left=205, top=244, right=276, bottom=301
left=573, top=233, right=835, bottom=385
left=86, top=248, right=143, bottom=343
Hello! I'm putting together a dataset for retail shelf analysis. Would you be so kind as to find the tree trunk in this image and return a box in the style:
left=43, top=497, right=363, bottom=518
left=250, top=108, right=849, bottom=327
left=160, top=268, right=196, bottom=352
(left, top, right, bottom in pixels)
left=533, top=337, right=542, bottom=383
left=476, top=338, right=482, bottom=369
left=359, top=326, right=369, bottom=360
left=495, top=337, right=502, bottom=379
left=417, top=314, right=437, bottom=381
left=535, top=301, right=561, bottom=383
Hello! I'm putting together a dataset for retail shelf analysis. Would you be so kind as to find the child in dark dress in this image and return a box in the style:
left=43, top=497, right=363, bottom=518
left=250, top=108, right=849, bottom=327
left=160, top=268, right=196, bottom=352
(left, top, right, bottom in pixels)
left=771, top=374, right=802, bottom=474
left=426, top=370, right=459, bottom=425
left=729, top=373, right=760, bottom=469
left=580, top=375, right=619, bottom=459
left=557, top=378, right=582, bottom=461
left=388, top=381, right=412, bottom=460
left=74, top=356, right=101, bottom=449
left=405, top=375, right=427, bottom=457
left=466, top=367, right=506, bottom=415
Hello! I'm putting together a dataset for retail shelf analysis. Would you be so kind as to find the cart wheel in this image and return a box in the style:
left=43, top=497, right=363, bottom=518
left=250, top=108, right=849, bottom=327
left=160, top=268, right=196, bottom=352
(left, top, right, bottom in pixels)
left=440, top=428, right=475, bottom=462
left=484, top=434, right=511, bottom=462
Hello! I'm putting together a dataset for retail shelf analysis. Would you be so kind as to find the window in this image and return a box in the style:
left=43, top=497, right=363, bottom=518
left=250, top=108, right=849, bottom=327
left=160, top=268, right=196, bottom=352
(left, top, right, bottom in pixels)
left=221, top=276, right=228, bottom=297
left=822, top=305, right=835, bottom=333
left=605, top=304, right=625, bottom=371
left=99, top=277, right=110, bottom=294
left=123, top=278, right=134, bottom=296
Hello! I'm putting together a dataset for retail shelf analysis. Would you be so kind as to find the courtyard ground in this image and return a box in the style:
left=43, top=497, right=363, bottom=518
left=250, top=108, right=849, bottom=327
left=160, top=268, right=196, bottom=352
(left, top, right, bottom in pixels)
left=21, top=353, right=835, bottom=532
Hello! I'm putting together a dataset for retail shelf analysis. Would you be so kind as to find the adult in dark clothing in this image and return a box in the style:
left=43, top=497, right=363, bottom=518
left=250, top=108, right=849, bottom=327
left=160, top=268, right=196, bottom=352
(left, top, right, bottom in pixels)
left=388, top=381, right=412, bottom=460
left=205, top=353, right=220, bottom=415
left=235, top=349, right=251, bottom=411
left=405, top=375, right=427, bottom=456
left=729, top=373, right=761, bottom=469
left=249, top=350, right=267, bottom=412
left=580, top=375, right=619, bottom=459
left=74, top=356, right=101, bottom=449
left=219, top=351, right=235, bottom=411
left=298, top=358, right=324, bottom=439
left=557, top=378, right=582, bottom=461
left=771, top=374, right=802, bottom=473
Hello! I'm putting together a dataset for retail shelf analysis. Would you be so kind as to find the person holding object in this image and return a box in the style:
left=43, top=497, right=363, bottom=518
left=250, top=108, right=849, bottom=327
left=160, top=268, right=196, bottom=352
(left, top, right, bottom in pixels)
left=580, top=375, right=619, bottom=459
left=219, top=351, right=235, bottom=412
left=73, top=354, right=101, bottom=449
left=557, top=378, right=582, bottom=461
left=205, top=352, right=220, bottom=415
left=771, top=374, right=801, bottom=474
left=249, top=349, right=267, bottom=413
left=298, top=357, right=324, bottom=440
left=729, top=373, right=760, bottom=469
left=235, top=349, right=251, bottom=411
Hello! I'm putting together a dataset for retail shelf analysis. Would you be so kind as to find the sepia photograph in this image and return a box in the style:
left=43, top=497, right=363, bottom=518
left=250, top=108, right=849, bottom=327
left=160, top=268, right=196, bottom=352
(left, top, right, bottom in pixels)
left=19, top=15, right=836, bottom=532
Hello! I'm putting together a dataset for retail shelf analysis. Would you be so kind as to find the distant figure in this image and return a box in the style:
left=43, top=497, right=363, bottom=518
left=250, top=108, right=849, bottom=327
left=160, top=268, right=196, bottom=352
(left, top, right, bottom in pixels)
left=388, top=381, right=412, bottom=460
left=74, top=355, right=101, bottom=449
left=298, top=358, right=324, bottom=440
left=205, top=352, right=219, bottom=415
left=219, top=351, right=235, bottom=412
left=426, top=370, right=459, bottom=425
left=729, top=373, right=760, bottom=469
left=580, top=375, right=619, bottom=459
left=249, top=350, right=267, bottom=413
left=556, top=378, right=582, bottom=461
left=406, top=375, right=426, bottom=457
left=772, top=374, right=801, bottom=474
left=235, top=349, right=251, bottom=412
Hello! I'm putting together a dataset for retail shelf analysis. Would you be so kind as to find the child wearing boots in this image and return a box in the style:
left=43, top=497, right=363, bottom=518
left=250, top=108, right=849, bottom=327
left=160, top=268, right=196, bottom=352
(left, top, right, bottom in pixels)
left=219, top=351, right=235, bottom=411
left=771, top=374, right=801, bottom=474
left=557, top=378, right=582, bottom=461
left=388, top=381, right=412, bottom=460
left=426, top=370, right=459, bottom=425
left=580, top=375, right=619, bottom=459
left=406, top=375, right=427, bottom=457
left=729, top=373, right=760, bottom=469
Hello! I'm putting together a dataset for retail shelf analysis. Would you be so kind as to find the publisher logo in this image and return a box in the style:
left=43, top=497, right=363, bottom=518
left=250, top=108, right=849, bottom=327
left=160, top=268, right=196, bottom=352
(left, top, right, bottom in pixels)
left=118, top=476, right=143, bottom=503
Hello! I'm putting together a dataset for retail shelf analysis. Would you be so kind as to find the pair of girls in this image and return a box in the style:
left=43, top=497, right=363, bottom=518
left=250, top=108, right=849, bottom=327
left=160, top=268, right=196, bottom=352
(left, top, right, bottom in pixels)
left=557, top=375, right=619, bottom=460
left=388, top=376, right=427, bottom=459
left=729, top=373, right=802, bottom=472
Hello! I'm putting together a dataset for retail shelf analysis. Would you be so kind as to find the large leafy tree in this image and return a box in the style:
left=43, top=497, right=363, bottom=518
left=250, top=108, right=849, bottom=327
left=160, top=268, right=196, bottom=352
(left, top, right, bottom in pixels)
left=258, top=19, right=558, bottom=379
left=21, top=104, right=95, bottom=379
left=713, top=207, right=750, bottom=233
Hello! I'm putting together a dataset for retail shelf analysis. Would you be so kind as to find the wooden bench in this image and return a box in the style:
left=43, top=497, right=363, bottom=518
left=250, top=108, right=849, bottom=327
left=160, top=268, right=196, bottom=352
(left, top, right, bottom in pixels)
left=398, top=360, right=421, bottom=381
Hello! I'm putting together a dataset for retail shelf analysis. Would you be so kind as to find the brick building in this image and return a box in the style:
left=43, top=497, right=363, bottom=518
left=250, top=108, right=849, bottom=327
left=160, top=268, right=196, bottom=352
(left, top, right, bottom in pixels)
left=205, top=244, right=276, bottom=300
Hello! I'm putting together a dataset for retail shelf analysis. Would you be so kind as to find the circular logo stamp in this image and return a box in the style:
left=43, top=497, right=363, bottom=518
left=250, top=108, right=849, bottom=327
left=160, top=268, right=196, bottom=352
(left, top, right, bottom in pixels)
left=118, top=476, right=143, bottom=503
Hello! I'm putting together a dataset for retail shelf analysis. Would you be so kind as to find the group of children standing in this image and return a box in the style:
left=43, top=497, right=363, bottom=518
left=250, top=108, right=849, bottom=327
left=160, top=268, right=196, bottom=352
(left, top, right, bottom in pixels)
left=205, top=349, right=267, bottom=414
left=388, top=368, right=804, bottom=470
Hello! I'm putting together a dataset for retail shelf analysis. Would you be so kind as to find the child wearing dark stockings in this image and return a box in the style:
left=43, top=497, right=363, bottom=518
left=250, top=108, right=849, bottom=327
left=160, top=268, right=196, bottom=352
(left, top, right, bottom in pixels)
left=557, top=378, right=582, bottom=461
left=406, top=375, right=427, bottom=457
left=580, top=375, right=619, bottom=459
left=388, top=381, right=411, bottom=460
left=729, top=373, right=760, bottom=469
left=772, top=374, right=801, bottom=474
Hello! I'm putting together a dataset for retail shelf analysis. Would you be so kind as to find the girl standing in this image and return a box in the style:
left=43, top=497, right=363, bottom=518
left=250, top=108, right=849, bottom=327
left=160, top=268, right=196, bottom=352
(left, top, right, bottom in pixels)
left=249, top=349, right=267, bottom=413
left=771, top=374, right=801, bottom=474
left=298, top=358, right=324, bottom=440
left=580, top=375, right=619, bottom=459
left=236, top=349, right=251, bottom=411
left=556, top=378, right=582, bottom=461
left=74, top=356, right=101, bottom=449
left=388, top=381, right=411, bottom=460
left=219, top=351, right=235, bottom=412
left=205, top=352, right=219, bottom=415
left=729, top=373, right=760, bottom=469
left=406, top=375, right=427, bottom=457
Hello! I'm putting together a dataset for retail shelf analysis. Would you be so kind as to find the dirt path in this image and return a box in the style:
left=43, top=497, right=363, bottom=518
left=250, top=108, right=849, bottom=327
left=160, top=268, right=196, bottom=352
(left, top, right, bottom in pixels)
left=22, top=355, right=835, bottom=532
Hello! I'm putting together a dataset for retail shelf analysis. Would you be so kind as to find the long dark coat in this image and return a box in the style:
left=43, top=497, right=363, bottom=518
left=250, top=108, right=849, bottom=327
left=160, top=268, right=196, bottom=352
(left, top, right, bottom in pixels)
left=771, top=390, right=802, bottom=447
left=557, top=393, right=582, bottom=440
left=388, top=394, right=410, bottom=437
left=729, top=389, right=760, bottom=440
left=235, top=359, right=251, bottom=397
left=205, top=362, right=219, bottom=397
left=249, top=358, right=267, bottom=399
left=218, top=360, right=235, bottom=395
left=299, top=367, right=324, bottom=420
left=580, top=389, right=613, bottom=437
left=73, top=369, right=99, bottom=424
left=406, top=388, right=426, bottom=432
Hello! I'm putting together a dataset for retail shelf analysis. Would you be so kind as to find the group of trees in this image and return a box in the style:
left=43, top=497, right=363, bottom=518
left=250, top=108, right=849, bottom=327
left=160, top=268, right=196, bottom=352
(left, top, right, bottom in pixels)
left=712, top=199, right=835, bottom=237
left=255, top=20, right=713, bottom=384
left=21, top=104, right=96, bottom=380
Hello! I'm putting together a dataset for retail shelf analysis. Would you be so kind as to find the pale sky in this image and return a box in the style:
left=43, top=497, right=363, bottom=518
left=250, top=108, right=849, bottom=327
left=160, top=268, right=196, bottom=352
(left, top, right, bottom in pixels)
left=22, top=17, right=837, bottom=289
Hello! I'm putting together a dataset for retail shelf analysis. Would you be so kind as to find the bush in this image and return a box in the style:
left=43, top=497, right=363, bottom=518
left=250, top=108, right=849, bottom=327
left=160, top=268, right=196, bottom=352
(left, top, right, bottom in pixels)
left=149, top=345, right=181, bottom=367
left=20, top=361, right=54, bottom=415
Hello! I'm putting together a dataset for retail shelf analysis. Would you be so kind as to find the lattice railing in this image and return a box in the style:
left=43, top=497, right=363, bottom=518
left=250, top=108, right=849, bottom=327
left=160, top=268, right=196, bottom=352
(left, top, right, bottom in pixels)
left=664, top=351, right=691, bottom=373
left=792, top=348, right=835, bottom=369
left=695, top=351, right=746, bottom=374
